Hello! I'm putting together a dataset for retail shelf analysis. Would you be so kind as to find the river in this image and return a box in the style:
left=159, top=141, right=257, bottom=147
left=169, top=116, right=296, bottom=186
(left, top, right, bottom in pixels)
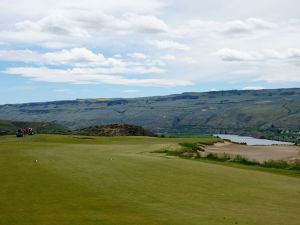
left=214, top=134, right=294, bottom=146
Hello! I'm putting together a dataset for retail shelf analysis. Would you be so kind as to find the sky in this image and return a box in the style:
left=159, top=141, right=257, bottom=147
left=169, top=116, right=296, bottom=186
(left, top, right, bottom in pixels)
left=0, top=0, right=299, bottom=104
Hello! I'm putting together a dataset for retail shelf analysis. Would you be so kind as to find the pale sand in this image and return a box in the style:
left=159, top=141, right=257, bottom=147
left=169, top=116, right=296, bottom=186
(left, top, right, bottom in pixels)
left=205, top=141, right=300, bottom=162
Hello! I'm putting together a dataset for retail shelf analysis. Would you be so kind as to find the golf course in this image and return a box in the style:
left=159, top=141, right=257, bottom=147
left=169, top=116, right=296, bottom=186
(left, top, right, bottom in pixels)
left=0, top=134, right=299, bottom=225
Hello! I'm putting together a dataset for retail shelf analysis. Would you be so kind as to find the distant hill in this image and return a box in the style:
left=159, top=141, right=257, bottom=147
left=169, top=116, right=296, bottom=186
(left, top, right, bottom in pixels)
left=0, top=88, right=299, bottom=137
left=74, top=124, right=155, bottom=137
left=0, top=120, right=67, bottom=135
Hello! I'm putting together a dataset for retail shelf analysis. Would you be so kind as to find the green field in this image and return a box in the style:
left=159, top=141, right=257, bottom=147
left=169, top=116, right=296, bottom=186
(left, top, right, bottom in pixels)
left=0, top=135, right=299, bottom=225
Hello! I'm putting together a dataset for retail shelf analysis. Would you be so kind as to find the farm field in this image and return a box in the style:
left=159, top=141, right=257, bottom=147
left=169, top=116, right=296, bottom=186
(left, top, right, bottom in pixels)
left=0, top=135, right=300, bottom=225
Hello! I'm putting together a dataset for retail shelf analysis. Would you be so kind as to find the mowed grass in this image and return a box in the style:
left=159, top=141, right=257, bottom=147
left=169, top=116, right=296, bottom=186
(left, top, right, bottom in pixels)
left=0, top=135, right=299, bottom=225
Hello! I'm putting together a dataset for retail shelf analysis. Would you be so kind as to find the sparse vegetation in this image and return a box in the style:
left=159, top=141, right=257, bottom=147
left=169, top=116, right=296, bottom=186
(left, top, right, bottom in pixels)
left=0, top=119, right=68, bottom=135
left=262, top=160, right=300, bottom=170
left=231, top=155, right=260, bottom=166
left=158, top=142, right=300, bottom=172
left=205, top=152, right=232, bottom=162
left=179, top=142, right=205, bottom=151
left=73, top=124, right=155, bottom=137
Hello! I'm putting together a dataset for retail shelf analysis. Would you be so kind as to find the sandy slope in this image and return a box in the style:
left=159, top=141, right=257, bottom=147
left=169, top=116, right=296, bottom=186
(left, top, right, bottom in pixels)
left=205, top=141, right=300, bottom=162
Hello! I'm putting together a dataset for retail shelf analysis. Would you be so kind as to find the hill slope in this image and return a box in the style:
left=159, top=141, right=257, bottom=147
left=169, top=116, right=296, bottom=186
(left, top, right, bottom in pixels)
left=74, top=124, right=155, bottom=136
left=0, top=88, right=299, bottom=135
left=0, top=120, right=67, bottom=135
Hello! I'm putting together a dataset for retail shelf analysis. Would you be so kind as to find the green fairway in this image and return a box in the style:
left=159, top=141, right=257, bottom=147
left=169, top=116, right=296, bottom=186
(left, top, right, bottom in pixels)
left=0, top=135, right=299, bottom=225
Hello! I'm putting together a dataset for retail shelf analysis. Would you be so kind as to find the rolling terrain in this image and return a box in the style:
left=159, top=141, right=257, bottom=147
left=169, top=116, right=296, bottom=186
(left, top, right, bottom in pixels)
left=74, top=124, right=155, bottom=136
left=0, top=134, right=299, bottom=225
left=0, top=88, right=299, bottom=137
left=0, top=120, right=67, bottom=135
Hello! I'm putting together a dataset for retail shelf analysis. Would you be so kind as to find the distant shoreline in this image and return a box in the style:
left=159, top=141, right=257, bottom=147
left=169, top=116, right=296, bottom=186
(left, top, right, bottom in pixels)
left=214, top=134, right=295, bottom=146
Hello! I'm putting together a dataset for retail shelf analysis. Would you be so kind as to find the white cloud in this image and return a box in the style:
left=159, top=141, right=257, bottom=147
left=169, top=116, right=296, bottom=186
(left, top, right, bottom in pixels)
left=149, top=40, right=190, bottom=51
left=221, top=18, right=276, bottom=35
left=15, top=14, right=90, bottom=37
left=124, top=13, right=169, bottom=33
left=1, top=48, right=135, bottom=64
left=160, top=54, right=176, bottom=61
left=0, top=9, right=170, bottom=48
left=216, top=48, right=264, bottom=61
left=0, top=0, right=300, bottom=91
left=44, top=48, right=111, bottom=65
left=176, top=18, right=277, bottom=37
left=245, top=18, right=276, bottom=30
left=4, top=66, right=193, bottom=87
left=0, top=48, right=122, bottom=66
left=123, top=89, right=140, bottom=93
left=242, top=86, right=264, bottom=90
left=286, top=48, right=300, bottom=59
left=0, top=48, right=167, bottom=76
left=216, top=48, right=300, bottom=62
left=0, top=0, right=167, bottom=22
left=0, top=49, right=41, bottom=63
left=256, top=62, right=300, bottom=83
left=160, top=54, right=197, bottom=64
left=127, top=52, right=148, bottom=59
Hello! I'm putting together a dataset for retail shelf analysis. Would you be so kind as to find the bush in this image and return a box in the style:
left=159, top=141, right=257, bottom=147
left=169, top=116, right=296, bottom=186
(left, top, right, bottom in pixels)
left=262, top=160, right=291, bottom=169
left=232, top=155, right=260, bottom=166
left=203, top=153, right=231, bottom=162
left=0, top=131, right=9, bottom=136
left=262, top=160, right=300, bottom=171
left=178, top=142, right=205, bottom=151
left=179, top=142, right=197, bottom=149
left=206, top=153, right=222, bottom=161
left=151, top=149, right=183, bottom=156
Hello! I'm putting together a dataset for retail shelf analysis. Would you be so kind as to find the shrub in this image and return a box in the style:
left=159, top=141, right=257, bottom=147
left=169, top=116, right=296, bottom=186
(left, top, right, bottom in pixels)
left=262, top=160, right=291, bottom=169
left=204, top=153, right=231, bottom=162
left=151, top=149, right=183, bottom=156
left=0, top=131, right=9, bottom=136
left=178, top=142, right=205, bottom=152
left=179, top=142, right=197, bottom=149
left=232, top=155, right=260, bottom=166
left=206, top=153, right=222, bottom=161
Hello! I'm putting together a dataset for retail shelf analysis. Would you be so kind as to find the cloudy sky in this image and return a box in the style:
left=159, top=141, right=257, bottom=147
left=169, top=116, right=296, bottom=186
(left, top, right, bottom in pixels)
left=0, top=0, right=299, bottom=104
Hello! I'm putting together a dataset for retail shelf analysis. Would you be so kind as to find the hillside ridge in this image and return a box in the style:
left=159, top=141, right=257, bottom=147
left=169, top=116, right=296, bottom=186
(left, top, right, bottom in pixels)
left=0, top=88, right=299, bottom=141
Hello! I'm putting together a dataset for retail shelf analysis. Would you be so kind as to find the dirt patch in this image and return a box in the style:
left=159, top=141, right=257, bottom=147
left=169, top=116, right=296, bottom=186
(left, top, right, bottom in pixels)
left=205, top=142, right=300, bottom=163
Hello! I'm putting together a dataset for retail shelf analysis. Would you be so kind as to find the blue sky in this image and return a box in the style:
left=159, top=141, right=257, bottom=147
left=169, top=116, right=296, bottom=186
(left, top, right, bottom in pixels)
left=0, top=0, right=300, bottom=104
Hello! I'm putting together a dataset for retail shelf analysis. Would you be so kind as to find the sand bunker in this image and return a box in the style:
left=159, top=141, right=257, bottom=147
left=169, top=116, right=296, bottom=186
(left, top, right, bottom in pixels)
left=205, top=142, right=300, bottom=163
